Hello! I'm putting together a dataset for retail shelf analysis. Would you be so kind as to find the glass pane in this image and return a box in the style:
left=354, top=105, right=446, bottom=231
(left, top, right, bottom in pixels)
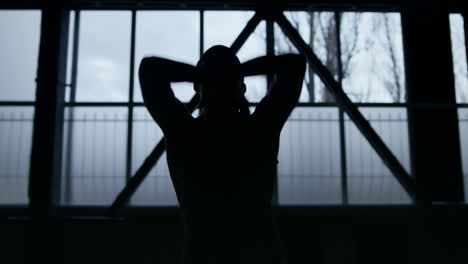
left=345, top=108, right=411, bottom=204
left=61, top=107, right=128, bottom=205
left=450, top=14, right=468, bottom=103
left=459, top=109, right=468, bottom=201
left=134, top=11, right=200, bottom=103
left=131, top=107, right=177, bottom=205
left=278, top=107, right=342, bottom=204
left=204, top=11, right=267, bottom=102
left=76, top=11, right=131, bottom=102
left=204, top=11, right=255, bottom=53
left=340, top=13, right=406, bottom=103
left=275, top=12, right=336, bottom=103
left=0, top=10, right=41, bottom=101
left=0, top=107, right=34, bottom=205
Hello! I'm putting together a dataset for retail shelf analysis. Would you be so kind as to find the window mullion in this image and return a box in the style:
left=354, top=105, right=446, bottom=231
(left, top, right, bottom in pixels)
left=335, top=11, right=349, bottom=205
left=126, top=10, right=137, bottom=197
left=63, top=10, right=80, bottom=204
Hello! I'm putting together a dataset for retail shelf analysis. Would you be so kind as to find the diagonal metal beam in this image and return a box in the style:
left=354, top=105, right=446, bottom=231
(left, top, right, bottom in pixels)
left=230, top=13, right=262, bottom=53
left=275, top=13, right=418, bottom=203
left=108, top=14, right=261, bottom=216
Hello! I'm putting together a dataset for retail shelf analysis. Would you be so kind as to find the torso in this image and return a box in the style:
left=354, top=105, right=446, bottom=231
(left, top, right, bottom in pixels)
left=165, top=113, right=284, bottom=263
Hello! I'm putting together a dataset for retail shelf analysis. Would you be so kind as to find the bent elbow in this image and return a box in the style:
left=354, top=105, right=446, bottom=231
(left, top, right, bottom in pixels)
left=139, top=57, right=157, bottom=72
left=139, top=57, right=151, bottom=78
left=139, top=57, right=162, bottom=82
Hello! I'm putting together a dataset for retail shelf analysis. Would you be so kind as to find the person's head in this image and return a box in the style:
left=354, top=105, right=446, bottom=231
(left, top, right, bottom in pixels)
left=195, top=45, right=246, bottom=112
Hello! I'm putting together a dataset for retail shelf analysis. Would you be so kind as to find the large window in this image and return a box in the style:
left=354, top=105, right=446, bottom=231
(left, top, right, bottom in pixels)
left=1, top=6, right=466, bottom=209
left=59, top=10, right=414, bottom=206
left=0, top=10, right=41, bottom=205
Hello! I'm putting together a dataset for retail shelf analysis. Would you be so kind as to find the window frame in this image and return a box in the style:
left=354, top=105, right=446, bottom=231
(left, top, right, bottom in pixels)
left=2, top=7, right=467, bottom=208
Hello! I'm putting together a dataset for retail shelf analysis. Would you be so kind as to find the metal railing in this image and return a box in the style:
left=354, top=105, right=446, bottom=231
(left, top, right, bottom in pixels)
left=59, top=107, right=416, bottom=205
left=0, top=108, right=34, bottom=205
left=1, top=106, right=467, bottom=205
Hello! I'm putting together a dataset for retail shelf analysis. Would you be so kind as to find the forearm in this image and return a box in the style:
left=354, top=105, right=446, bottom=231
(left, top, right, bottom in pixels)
left=138, top=57, right=195, bottom=117
left=240, top=54, right=305, bottom=77
left=249, top=54, right=306, bottom=131
left=138, top=57, right=194, bottom=131
left=139, top=57, right=198, bottom=83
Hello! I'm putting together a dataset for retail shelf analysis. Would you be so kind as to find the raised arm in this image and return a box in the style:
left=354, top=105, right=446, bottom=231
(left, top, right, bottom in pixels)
left=138, top=57, right=198, bottom=134
left=241, top=54, right=306, bottom=132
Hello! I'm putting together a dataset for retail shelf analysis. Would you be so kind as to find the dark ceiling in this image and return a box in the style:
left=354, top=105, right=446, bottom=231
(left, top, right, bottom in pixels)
left=0, top=0, right=465, bottom=13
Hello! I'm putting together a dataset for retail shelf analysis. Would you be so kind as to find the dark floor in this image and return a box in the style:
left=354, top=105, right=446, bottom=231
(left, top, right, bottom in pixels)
left=1, top=205, right=467, bottom=264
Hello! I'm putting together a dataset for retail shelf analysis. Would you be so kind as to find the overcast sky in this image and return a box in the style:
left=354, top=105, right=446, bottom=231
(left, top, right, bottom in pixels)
left=0, top=10, right=40, bottom=101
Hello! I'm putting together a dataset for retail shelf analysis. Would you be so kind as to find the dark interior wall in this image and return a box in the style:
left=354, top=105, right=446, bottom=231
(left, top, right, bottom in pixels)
left=1, top=206, right=467, bottom=264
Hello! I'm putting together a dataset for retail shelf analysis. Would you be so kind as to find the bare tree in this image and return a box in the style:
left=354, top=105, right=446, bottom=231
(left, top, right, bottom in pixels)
left=273, top=12, right=362, bottom=103
left=317, top=13, right=338, bottom=102
left=315, top=12, right=363, bottom=102
left=340, top=13, right=361, bottom=80
left=275, top=12, right=410, bottom=103
left=376, top=14, right=404, bottom=103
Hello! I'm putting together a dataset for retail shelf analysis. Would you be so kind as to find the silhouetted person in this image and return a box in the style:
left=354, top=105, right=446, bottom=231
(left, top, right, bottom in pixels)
left=139, top=45, right=306, bottom=264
